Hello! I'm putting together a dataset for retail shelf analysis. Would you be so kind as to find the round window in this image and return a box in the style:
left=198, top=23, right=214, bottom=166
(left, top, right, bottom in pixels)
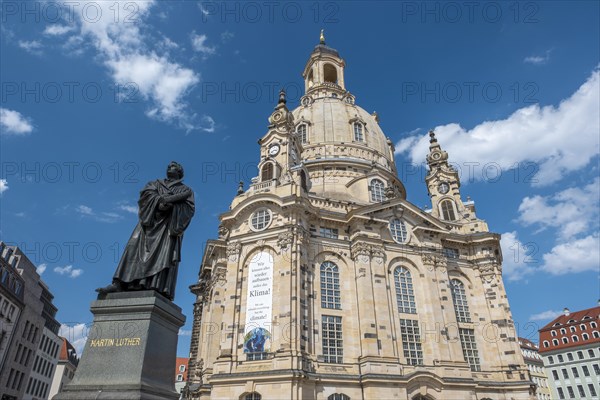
left=250, top=209, right=272, bottom=231
left=389, top=219, right=408, bottom=243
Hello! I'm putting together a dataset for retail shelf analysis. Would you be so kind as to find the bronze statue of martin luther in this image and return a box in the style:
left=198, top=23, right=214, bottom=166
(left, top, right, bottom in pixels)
left=97, top=161, right=195, bottom=301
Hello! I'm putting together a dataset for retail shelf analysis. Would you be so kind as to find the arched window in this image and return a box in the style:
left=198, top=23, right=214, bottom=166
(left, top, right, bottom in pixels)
left=572, top=335, right=579, bottom=342
left=261, top=163, right=273, bottom=181
left=244, top=393, right=261, bottom=400
left=320, top=261, right=341, bottom=309
left=551, top=330, right=557, bottom=336
left=543, top=341, right=549, bottom=348
left=560, top=328, right=566, bottom=334
left=562, top=337, right=568, bottom=344
left=389, top=219, right=408, bottom=243
left=353, top=123, right=364, bottom=142
left=552, top=339, right=559, bottom=346
left=297, top=124, right=307, bottom=144
left=570, top=326, right=576, bottom=332
left=370, top=179, right=385, bottom=202
left=593, top=331, right=599, bottom=338
left=591, top=322, right=598, bottom=328
left=582, top=333, right=589, bottom=340
left=394, top=267, right=416, bottom=314
left=328, top=394, right=350, bottom=400
left=450, top=279, right=471, bottom=323
left=323, top=63, right=338, bottom=84
left=580, top=324, right=587, bottom=330
left=440, top=199, right=456, bottom=221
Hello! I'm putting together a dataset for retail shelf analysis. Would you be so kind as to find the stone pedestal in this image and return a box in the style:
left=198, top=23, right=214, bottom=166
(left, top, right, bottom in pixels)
left=54, top=291, right=185, bottom=400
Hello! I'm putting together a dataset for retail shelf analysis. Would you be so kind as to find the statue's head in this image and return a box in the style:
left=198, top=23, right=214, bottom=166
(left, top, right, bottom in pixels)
left=167, top=161, right=184, bottom=180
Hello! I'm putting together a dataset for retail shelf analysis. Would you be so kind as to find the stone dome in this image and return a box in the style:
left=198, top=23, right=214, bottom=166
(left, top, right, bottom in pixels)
left=291, top=96, right=396, bottom=174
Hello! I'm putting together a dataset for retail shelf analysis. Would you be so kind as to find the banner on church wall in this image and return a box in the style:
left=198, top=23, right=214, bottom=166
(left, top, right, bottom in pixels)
left=243, top=251, right=273, bottom=354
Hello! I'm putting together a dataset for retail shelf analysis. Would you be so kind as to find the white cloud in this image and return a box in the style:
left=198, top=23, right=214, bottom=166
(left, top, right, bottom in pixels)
left=76, top=205, right=93, bottom=215
left=36, top=263, right=47, bottom=275
left=18, top=40, right=43, bottom=55
left=529, top=309, right=563, bottom=321
left=54, top=265, right=83, bottom=278
left=221, top=31, right=234, bottom=43
left=199, top=115, right=215, bottom=133
left=500, top=231, right=537, bottom=282
left=0, top=108, right=34, bottom=135
left=43, top=24, right=75, bottom=36
left=0, top=179, right=8, bottom=195
left=395, top=67, right=600, bottom=186
left=190, top=32, right=216, bottom=56
left=59, top=323, right=89, bottom=356
left=76, top=204, right=122, bottom=223
left=178, top=329, right=192, bottom=336
left=541, top=234, right=600, bottom=275
left=119, top=204, right=138, bottom=214
left=66, top=1, right=204, bottom=131
left=518, top=178, right=599, bottom=239
left=524, top=49, right=552, bottom=65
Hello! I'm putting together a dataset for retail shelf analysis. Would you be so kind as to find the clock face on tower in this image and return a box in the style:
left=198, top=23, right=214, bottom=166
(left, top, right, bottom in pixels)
left=268, top=144, right=280, bottom=156
left=438, top=182, right=450, bottom=194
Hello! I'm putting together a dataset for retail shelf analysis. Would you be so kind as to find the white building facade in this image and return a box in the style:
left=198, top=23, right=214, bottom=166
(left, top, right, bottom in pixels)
left=539, top=306, right=600, bottom=400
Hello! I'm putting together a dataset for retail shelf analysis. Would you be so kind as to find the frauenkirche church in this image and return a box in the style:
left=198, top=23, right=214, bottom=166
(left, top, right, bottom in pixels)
left=184, top=33, right=532, bottom=400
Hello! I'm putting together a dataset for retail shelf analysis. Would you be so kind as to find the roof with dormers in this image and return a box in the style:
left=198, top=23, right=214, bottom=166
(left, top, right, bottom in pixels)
left=538, top=305, right=600, bottom=353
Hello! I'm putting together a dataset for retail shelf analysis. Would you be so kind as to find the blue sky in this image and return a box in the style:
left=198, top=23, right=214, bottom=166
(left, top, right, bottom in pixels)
left=1, top=1, right=598, bottom=357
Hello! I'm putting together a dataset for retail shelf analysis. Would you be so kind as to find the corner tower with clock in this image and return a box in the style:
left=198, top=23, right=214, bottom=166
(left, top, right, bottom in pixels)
left=185, top=34, right=531, bottom=400
left=425, top=130, right=488, bottom=234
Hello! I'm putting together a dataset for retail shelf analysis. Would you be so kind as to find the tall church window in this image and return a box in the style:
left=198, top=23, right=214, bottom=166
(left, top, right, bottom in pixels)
left=450, top=279, right=471, bottom=323
left=370, top=179, right=385, bottom=202
left=400, top=319, right=423, bottom=365
left=394, top=267, right=416, bottom=314
left=440, top=199, right=456, bottom=221
left=320, top=261, right=341, bottom=309
left=389, top=219, right=408, bottom=243
left=244, top=393, right=262, bottom=400
left=261, top=163, right=273, bottom=181
left=297, top=124, right=307, bottom=144
left=353, top=123, right=364, bottom=142
left=322, top=315, right=343, bottom=363
left=459, top=328, right=481, bottom=371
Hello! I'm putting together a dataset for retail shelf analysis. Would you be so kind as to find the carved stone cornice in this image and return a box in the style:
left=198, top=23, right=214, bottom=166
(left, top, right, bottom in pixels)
left=476, top=262, right=501, bottom=284
left=218, top=225, right=229, bottom=240
left=422, top=253, right=447, bottom=273
left=351, top=241, right=371, bottom=262
left=350, top=242, right=386, bottom=264
left=277, top=230, right=294, bottom=251
left=226, top=242, right=241, bottom=262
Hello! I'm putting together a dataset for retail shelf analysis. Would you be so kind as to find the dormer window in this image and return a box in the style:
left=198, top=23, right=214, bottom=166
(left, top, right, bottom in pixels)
left=353, top=122, right=364, bottom=142
left=440, top=199, right=457, bottom=221
left=297, top=124, right=307, bottom=144
left=261, top=163, right=274, bottom=181
left=370, top=179, right=385, bottom=202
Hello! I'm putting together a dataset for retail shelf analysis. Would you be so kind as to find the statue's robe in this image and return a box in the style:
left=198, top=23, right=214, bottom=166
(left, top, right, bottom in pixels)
left=113, top=178, right=195, bottom=300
